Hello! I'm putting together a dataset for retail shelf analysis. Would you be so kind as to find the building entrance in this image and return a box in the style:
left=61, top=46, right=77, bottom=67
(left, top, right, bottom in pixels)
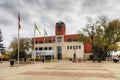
left=57, top=46, right=62, bottom=60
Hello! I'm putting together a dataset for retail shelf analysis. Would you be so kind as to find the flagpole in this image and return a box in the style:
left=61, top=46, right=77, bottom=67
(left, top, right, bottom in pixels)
left=33, top=23, right=36, bottom=64
left=33, top=23, right=41, bottom=63
left=17, top=27, right=20, bottom=67
left=17, top=13, right=20, bottom=67
left=43, top=28, right=46, bottom=62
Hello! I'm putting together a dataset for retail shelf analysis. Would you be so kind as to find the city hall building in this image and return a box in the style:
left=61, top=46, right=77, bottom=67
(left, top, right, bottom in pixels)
left=32, top=21, right=92, bottom=60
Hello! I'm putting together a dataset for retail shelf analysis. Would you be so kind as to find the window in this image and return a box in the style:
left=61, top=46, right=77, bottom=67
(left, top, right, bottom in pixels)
left=39, top=47, right=43, bottom=50
left=45, top=40, right=48, bottom=43
left=35, top=47, right=38, bottom=50
left=39, top=41, right=43, bottom=44
left=67, top=38, right=72, bottom=42
left=79, top=45, right=81, bottom=49
left=57, top=37, right=62, bottom=43
left=44, top=47, right=47, bottom=50
left=57, top=23, right=61, bottom=31
left=35, top=41, right=38, bottom=44
left=70, top=46, right=72, bottom=49
left=73, top=46, right=75, bottom=49
left=48, top=40, right=52, bottom=43
left=67, top=46, right=69, bottom=49
left=73, top=39, right=78, bottom=42
left=49, top=47, right=52, bottom=50
left=76, top=46, right=78, bottom=49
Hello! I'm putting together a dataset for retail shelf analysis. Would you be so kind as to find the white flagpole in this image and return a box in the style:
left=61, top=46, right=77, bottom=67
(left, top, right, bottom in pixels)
left=17, top=13, right=20, bottom=67
left=17, top=27, right=20, bottom=67
left=43, top=28, right=46, bottom=62
left=33, top=23, right=36, bottom=64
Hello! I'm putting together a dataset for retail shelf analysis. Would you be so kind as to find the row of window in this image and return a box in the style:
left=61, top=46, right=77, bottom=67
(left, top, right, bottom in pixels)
left=35, top=47, right=53, bottom=50
left=35, top=45, right=81, bottom=51
left=35, top=40, right=54, bottom=44
left=67, top=45, right=81, bottom=50
left=35, top=40, right=78, bottom=44
left=35, top=38, right=78, bottom=44
left=67, top=38, right=78, bottom=42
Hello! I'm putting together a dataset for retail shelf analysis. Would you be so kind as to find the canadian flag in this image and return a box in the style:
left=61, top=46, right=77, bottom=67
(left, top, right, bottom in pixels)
left=18, top=13, right=21, bottom=29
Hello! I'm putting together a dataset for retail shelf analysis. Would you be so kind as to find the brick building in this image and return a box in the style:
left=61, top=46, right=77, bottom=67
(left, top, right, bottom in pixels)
left=32, top=21, right=92, bottom=60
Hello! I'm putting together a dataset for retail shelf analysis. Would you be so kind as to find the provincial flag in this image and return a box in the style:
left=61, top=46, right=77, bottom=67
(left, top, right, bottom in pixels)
left=44, top=28, right=47, bottom=36
left=34, top=23, right=41, bottom=34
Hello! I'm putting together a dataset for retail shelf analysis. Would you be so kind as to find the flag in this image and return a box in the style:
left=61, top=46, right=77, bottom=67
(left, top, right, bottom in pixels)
left=44, top=28, right=47, bottom=36
left=18, top=13, right=21, bottom=29
left=34, top=23, right=41, bottom=34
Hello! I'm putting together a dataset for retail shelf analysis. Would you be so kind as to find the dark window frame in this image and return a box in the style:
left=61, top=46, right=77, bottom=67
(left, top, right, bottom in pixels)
left=35, top=47, right=38, bottom=50
left=73, top=46, right=75, bottom=49
left=44, top=47, right=48, bottom=50
left=49, top=47, right=52, bottom=50
left=39, top=47, right=43, bottom=50
left=79, top=45, right=81, bottom=49
left=67, top=46, right=69, bottom=49
left=76, top=46, right=78, bottom=49
left=67, top=38, right=72, bottom=42
left=70, top=46, right=72, bottom=49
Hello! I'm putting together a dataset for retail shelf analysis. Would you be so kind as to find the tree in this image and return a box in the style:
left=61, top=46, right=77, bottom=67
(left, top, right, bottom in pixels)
left=93, top=16, right=109, bottom=62
left=106, top=19, right=120, bottom=51
left=78, top=17, right=100, bottom=62
left=0, top=29, right=5, bottom=54
left=78, top=16, right=120, bottom=62
left=9, top=37, right=32, bottom=61
left=107, top=19, right=120, bottom=44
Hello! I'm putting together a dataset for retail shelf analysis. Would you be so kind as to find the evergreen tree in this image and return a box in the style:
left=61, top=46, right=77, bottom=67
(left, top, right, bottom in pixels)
left=0, top=29, right=5, bottom=54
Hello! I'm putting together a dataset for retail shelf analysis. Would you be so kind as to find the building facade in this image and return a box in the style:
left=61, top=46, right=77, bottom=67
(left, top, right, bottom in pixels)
left=33, top=21, right=92, bottom=60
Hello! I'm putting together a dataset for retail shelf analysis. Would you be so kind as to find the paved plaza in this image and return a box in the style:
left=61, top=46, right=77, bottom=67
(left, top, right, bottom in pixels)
left=0, top=61, right=120, bottom=80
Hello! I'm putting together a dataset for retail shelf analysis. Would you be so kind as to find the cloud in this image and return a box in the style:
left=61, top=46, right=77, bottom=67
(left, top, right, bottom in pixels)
left=0, top=0, right=120, bottom=48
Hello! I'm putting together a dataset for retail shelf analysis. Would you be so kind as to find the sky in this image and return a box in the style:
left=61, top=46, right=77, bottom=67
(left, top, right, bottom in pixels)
left=0, top=0, right=120, bottom=49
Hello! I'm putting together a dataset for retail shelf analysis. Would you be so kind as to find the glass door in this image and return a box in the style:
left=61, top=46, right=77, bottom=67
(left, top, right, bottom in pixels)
left=57, top=46, right=62, bottom=60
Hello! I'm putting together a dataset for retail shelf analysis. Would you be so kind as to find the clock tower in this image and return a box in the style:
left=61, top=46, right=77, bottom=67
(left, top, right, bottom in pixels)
left=55, top=21, right=66, bottom=35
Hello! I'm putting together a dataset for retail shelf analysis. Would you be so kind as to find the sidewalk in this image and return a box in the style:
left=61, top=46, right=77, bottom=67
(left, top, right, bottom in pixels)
left=0, top=61, right=10, bottom=68
left=0, top=61, right=120, bottom=80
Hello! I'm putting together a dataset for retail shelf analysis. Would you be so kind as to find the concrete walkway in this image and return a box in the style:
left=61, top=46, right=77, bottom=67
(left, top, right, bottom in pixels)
left=0, top=61, right=120, bottom=80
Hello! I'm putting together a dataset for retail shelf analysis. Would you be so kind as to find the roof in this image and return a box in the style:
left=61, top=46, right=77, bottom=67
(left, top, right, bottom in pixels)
left=0, top=55, right=9, bottom=59
left=56, top=20, right=64, bottom=24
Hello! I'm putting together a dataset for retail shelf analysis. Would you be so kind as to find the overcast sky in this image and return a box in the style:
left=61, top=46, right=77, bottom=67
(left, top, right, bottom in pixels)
left=0, top=0, right=120, bottom=49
